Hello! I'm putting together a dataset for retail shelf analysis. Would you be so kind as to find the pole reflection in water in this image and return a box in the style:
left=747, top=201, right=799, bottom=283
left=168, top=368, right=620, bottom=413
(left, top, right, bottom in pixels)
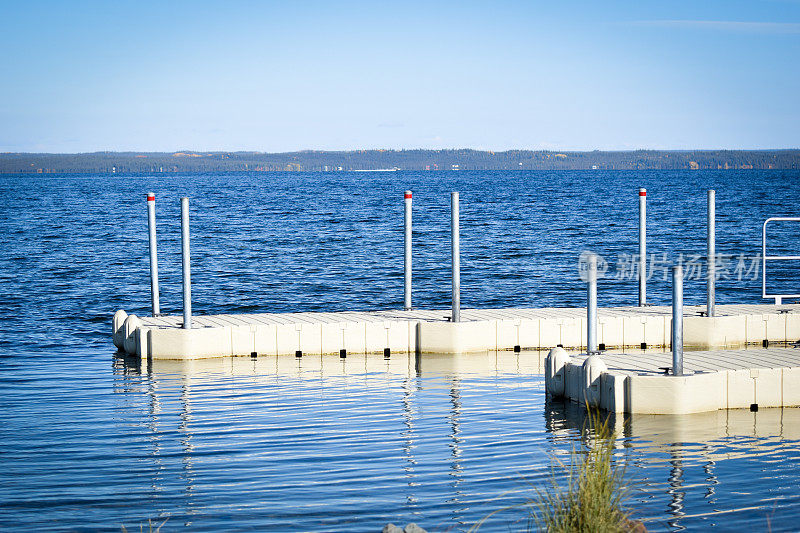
left=667, top=446, right=686, bottom=530
left=702, top=447, right=718, bottom=501
left=400, top=378, right=418, bottom=507
left=447, top=377, right=466, bottom=527
left=146, top=374, right=163, bottom=500
left=178, top=380, right=198, bottom=524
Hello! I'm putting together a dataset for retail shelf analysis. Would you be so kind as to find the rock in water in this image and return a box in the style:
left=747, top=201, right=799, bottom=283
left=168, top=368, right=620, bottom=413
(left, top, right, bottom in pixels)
left=622, top=519, right=647, bottom=532
left=404, top=524, right=426, bottom=533
left=381, top=524, right=403, bottom=533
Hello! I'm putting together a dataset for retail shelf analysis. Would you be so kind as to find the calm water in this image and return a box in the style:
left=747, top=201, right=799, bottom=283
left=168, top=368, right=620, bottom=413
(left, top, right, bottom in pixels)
left=2, top=170, right=800, bottom=531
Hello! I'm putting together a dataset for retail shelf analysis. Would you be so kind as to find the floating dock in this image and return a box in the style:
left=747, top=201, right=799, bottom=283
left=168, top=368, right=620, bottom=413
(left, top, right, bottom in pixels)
left=547, top=346, right=800, bottom=414
left=113, top=303, right=800, bottom=359
left=117, top=190, right=800, bottom=414
left=113, top=303, right=800, bottom=414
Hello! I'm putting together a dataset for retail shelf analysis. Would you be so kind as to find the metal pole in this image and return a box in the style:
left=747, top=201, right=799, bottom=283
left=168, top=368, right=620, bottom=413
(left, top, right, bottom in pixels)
left=639, top=188, right=646, bottom=306
left=404, top=190, right=412, bottom=310
left=451, top=191, right=460, bottom=323
left=707, top=189, right=716, bottom=317
left=763, top=220, right=768, bottom=303
left=587, top=253, right=598, bottom=353
left=181, top=197, right=192, bottom=329
left=146, top=192, right=160, bottom=316
left=672, top=264, right=683, bottom=376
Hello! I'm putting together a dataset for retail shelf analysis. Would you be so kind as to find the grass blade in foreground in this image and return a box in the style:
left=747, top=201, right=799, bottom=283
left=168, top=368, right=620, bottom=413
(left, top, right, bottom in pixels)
left=532, top=409, right=643, bottom=532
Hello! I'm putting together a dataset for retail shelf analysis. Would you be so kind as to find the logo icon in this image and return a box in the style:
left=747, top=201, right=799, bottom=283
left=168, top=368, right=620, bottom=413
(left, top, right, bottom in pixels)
left=578, top=251, right=609, bottom=281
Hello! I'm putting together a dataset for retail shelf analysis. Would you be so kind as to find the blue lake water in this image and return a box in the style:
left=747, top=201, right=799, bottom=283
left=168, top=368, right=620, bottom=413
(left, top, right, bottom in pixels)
left=2, top=170, right=800, bottom=531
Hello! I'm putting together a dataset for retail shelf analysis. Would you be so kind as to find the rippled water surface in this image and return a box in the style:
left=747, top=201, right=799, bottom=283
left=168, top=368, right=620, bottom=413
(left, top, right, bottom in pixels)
left=2, top=170, right=800, bottom=531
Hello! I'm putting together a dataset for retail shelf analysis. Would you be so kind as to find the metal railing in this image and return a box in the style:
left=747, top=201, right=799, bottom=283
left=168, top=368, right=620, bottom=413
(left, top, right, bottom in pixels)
left=762, top=217, right=800, bottom=304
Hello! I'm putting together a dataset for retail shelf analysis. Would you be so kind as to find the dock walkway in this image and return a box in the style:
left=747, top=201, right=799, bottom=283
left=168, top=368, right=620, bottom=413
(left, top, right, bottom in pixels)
left=552, top=347, right=800, bottom=414
left=113, top=303, right=800, bottom=360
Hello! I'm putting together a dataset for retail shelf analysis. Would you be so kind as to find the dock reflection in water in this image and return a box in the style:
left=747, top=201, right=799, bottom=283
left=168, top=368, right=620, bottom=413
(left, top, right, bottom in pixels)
left=546, top=398, right=800, bottom=531
left=110, top=351, right=800, bottom=532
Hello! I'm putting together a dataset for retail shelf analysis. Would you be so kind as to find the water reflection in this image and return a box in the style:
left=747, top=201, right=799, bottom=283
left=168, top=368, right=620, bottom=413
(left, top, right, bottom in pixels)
left=400, top=378, right=417, bottom=505
left=110, top=350, right=547, bottom=530
left=545, top=396, right=800, bottom=448
left=448, top=378, right=466, bottom=527
left=114, top=349, right=546, bottom=379
left=110, top=352, right=800, bottom=531
left=666, top=447, right=686, bottom=530
left=545, top=398, right=800, bottom=530
left=178, top=380, right=197, bottom=525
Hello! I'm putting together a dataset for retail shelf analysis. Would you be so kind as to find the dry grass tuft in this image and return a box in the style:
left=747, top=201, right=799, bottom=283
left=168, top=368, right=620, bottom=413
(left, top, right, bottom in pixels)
left=531, top=410, right=642, bottom=532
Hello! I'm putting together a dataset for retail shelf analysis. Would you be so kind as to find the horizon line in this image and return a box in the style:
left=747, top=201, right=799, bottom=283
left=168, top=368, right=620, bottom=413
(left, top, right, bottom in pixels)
left=3, top=147, right=800, bottom=156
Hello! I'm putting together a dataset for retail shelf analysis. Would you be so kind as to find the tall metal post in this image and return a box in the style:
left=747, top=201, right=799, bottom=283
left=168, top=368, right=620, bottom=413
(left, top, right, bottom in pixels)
left=672, top=264, right=684, bottom=376
left=404, top=190, right=412, bottom=310
left=181, top=197, right=192, bottom=329
left=146, top=192, right=160, bottom=316
left=451, top=191, right=460, bottom=323
left=587, top=253, right=598, bottom=353
left=707, top=189, right=716, bottom=317
left=639, top=188, right=647, bottom=306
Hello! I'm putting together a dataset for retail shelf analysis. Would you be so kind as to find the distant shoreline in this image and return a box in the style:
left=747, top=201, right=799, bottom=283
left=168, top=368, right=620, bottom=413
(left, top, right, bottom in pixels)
left=1, top=149, right=798, bottom=173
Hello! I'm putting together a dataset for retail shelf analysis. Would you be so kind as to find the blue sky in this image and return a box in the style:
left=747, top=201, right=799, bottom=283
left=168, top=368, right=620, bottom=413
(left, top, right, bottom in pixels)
left=1, top=0, right=799, bottom=152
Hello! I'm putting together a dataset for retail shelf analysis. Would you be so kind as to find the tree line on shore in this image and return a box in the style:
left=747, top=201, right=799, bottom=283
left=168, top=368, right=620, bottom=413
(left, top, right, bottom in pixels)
left=1, top=149, right=798, bottom=173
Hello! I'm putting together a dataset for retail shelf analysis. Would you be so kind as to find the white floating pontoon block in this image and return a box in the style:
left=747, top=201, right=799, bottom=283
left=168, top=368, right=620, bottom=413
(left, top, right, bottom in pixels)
left=416, top=319, right=497, bottom=353
left=148, top=326, right=234, bottom=359
left=627, top=371, right=725, bottom=415
left=544, top=346, right=570, bottom=398
left=582, top=355, right=608, bottom=407
left=684, top=315, right=746, bottom=349
left=112, top=309, right=128, bottom=350
left=123, top=314, right=141, bottom=355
